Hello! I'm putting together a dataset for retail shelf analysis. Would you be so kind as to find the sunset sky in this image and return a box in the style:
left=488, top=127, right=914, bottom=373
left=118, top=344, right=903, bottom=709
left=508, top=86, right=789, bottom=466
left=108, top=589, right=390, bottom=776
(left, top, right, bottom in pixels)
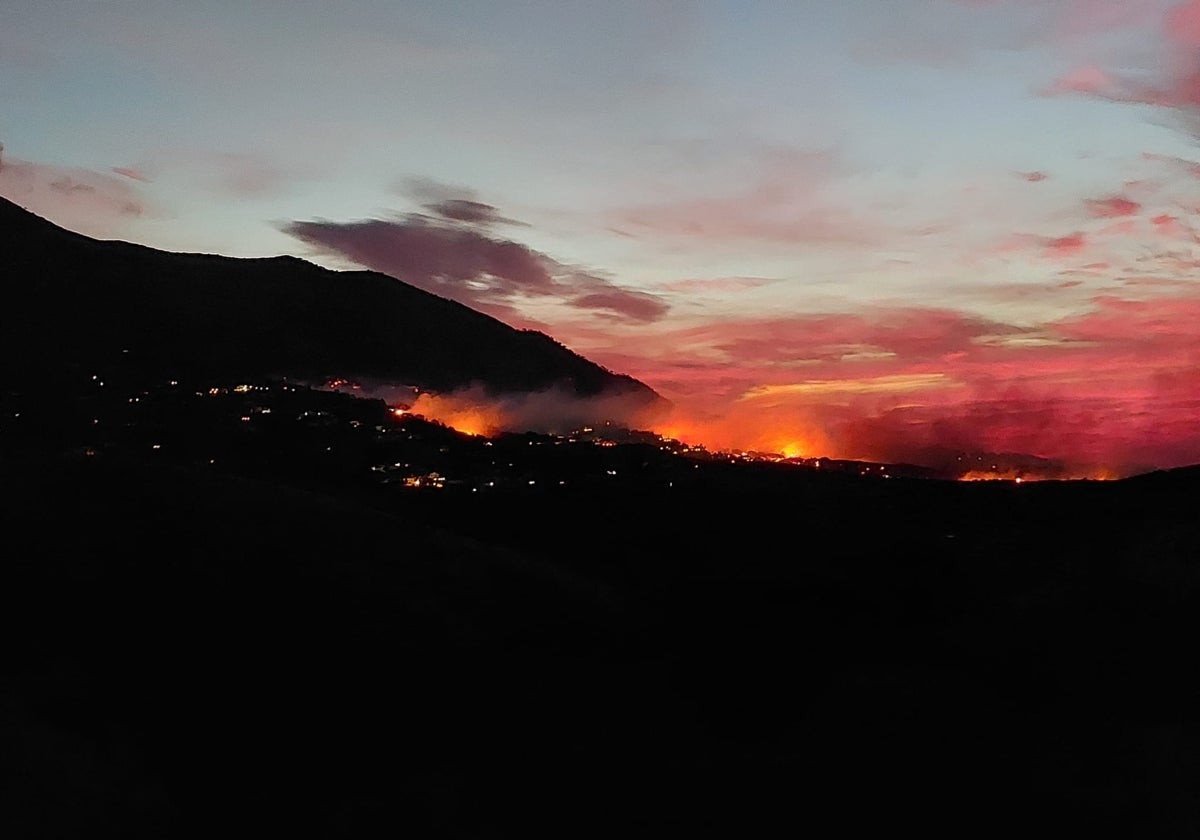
left=5, top=0, right=1200, bottom=473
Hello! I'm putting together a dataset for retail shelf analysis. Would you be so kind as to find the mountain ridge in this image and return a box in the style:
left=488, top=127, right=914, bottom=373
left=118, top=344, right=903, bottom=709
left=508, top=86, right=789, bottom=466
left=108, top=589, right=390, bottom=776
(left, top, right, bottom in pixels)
left=0, top=196, right=663, bottom=408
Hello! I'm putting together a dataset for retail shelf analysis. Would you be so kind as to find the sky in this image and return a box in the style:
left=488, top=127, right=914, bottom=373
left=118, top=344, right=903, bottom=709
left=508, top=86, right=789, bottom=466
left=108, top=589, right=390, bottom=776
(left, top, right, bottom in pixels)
left=4, top=0, right=1200, bottom=475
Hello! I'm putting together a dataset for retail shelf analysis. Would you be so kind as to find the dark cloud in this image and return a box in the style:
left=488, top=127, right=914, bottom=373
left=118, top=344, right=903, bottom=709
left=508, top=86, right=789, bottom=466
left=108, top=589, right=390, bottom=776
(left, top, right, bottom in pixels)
left=423, top=198, right=520, bottom=225
left=571, top=288, right=668, bottom=322
left=396, top=175, right=481, bottom=205
left=282, top=212, right=667, bottom=324
left=395, top=175, right=525, bottom=226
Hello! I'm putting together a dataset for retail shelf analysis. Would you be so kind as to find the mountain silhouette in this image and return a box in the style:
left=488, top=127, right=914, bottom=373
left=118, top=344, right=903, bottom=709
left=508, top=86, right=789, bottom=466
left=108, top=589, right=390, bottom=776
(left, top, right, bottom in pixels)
left=0, top=196, right=663, bottom=406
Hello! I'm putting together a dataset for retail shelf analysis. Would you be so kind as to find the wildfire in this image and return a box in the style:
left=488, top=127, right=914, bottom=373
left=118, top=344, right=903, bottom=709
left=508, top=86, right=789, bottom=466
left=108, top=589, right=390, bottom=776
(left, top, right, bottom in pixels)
left=648, top=410, right=826, bottom=462
left=408, top=392, right=505, bottom=437
left=404, top=389, right=825, bottom=460
left=364, top=381, right=1132, bottom=481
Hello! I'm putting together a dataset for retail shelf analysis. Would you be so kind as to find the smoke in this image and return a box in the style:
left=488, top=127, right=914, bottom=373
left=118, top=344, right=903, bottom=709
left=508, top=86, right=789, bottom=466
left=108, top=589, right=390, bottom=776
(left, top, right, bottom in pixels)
left=353, top=381, right=670, bottom=437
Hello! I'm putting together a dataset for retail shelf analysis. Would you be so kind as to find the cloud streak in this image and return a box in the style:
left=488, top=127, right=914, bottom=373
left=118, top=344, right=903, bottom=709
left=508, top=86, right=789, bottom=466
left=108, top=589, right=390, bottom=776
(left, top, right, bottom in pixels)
left=283, top=201, right=668, bottom=325
left=1085, top=194, right=1141, bottom=217
left=617, top=148, right=878, bottom=246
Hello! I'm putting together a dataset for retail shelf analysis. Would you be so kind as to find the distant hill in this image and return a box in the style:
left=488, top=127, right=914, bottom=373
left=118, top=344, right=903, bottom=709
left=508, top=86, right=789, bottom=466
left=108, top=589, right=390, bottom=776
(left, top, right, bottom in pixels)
left=0, top=197, right=663, bottom=407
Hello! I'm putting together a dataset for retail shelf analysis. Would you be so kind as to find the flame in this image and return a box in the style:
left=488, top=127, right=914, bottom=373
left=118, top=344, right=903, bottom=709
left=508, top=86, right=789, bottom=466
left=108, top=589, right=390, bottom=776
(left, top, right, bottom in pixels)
left=779, top=441, right=808, bottom=460
left=958, top=468, right=1117, bottom=482
left=958, top=470, right=1027, bottom=482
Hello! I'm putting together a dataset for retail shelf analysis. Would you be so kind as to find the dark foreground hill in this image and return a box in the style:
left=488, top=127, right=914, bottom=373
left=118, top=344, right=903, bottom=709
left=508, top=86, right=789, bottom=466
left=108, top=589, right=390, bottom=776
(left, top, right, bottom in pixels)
left=6, top=199, right=1200, bottom=837
left=4, top=394, right=1200, bottom=837
left=0, top=196, right=660, bottom=406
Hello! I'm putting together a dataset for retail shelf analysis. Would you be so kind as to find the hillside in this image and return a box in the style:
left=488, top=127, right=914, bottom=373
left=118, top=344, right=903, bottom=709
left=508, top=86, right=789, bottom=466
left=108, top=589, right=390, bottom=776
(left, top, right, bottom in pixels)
left=0, top=197, right=661, bottom=405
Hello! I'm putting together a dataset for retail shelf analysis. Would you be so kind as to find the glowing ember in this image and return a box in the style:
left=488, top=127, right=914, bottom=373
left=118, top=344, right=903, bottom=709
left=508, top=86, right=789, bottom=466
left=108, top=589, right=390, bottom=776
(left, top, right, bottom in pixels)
left=957, top=469, right=1116, bottom=482
left=958, top=470, right=1028, bottom=482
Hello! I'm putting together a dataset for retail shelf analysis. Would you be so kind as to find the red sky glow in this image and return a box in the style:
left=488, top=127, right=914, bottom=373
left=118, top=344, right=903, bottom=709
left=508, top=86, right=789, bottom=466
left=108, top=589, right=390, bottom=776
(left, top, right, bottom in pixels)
left=5, top=1, right=1200, bottom=475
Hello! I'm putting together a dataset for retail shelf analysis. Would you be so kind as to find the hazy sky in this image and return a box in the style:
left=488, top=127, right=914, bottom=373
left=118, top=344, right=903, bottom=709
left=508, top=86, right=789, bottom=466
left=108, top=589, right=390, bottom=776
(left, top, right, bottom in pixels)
left=5, top=0, right=1200, bottom=472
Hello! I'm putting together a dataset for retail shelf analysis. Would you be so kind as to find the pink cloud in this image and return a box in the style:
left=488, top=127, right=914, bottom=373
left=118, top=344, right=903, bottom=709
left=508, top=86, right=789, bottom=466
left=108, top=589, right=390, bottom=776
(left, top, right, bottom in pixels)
left=660, top=276, right=776, bottom=293
left=1141, top=151, right=1200, bottom=177
left=1045, top=64, right=1117, bottom=96
left=0, top=143, right=148, bottom=237
left=1051, top=0, right=1166, bottom=38
left=1044, top=2, right=1200, bottom=129
left=1018, top=170, right=1050, bottom=182
left=209, top=153, right=295, bottom=198
left=1085, top=194, right=1141, bottom=217
left=586, top=309, right=1011, bottom=410
left=1054, top=293, right=1200, bottom=342
left=990, top=185, right=1196, bottom=269
left=1151, top=212, right=1189, bottom=236
left=1167, top=0, right=1200, bottom=45
left=1043, top=232, right=1089, bottom=257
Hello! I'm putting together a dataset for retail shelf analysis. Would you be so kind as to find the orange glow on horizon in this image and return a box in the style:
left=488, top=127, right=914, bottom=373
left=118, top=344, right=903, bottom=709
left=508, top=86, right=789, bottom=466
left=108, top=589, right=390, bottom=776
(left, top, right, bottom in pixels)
left=388, top=386, right=1132, bottom=480
left=646, top=408, right=827, bottom=461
